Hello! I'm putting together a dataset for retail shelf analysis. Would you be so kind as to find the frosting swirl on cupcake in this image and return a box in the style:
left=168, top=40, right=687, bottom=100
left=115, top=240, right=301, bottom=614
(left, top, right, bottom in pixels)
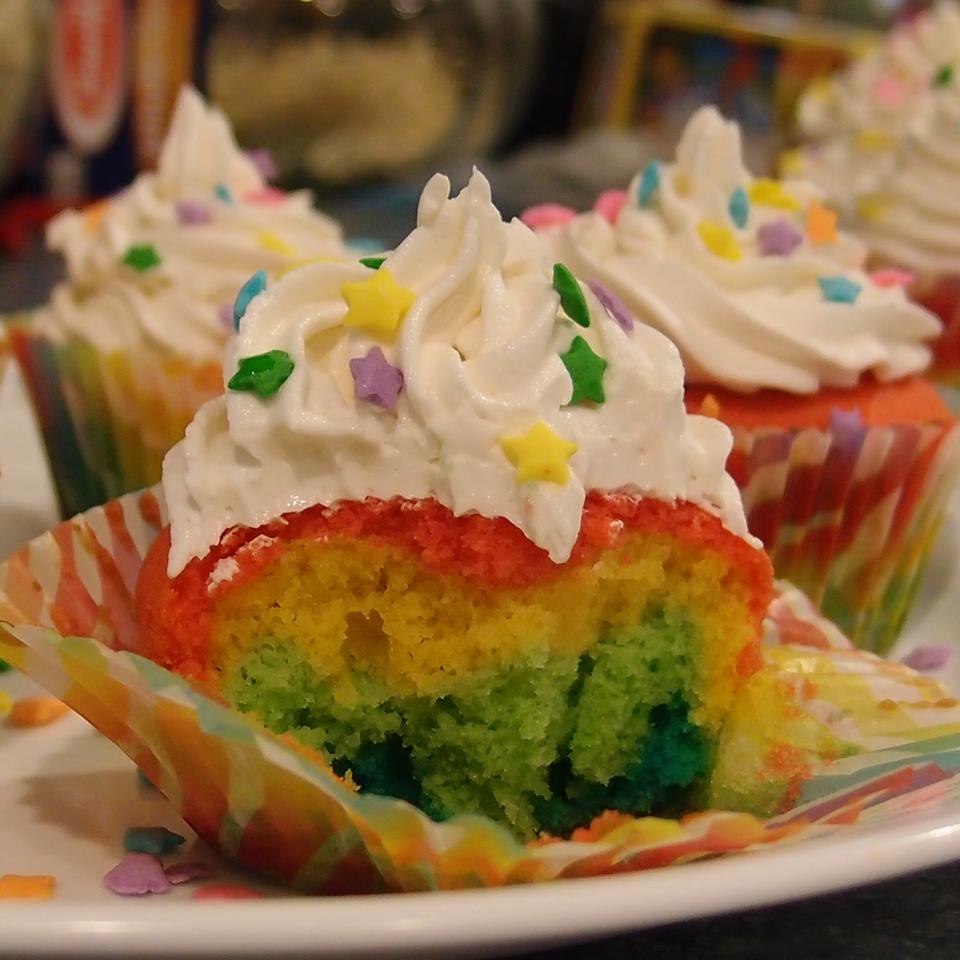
left=36, top=87, right=345, bottom=359
left=163, top=170, right=748, bottom=574
left=858, top=88, right=960, bottom=279
left=539, top=107, right=938, bottom=394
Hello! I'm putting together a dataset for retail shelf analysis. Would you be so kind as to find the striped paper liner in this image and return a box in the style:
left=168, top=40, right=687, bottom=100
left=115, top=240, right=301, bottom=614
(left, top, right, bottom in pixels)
left=1, top=492, right=959, bottom=892
left=8, top=323, right=221, bottom=519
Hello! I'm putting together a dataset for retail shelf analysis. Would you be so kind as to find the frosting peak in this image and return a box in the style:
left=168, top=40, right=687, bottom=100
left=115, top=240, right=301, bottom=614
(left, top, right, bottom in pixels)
left=540, top=106, right=939, bottom=394
left=38, top=86, right=345, bottom=360
left=163, top=169, right=749, bottom=575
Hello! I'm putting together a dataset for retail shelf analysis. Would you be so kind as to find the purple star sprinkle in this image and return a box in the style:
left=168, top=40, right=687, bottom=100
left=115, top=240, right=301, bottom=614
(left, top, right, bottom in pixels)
left=901, top=646, right=953, bottom=672
left=165, top=861, right=213, bottom=885
left=246, top=148, right=277, bottom=181
left=587, top=280, right=634, bottom=333
left=349, top=347, right=404, bottom=410
left=218, top=302, right=235, bottom=329
left=758, top=219, right=803, bottom=257
left=175, top=200, right=212, bottom=226
left=104, top=853, right=171, bottom=896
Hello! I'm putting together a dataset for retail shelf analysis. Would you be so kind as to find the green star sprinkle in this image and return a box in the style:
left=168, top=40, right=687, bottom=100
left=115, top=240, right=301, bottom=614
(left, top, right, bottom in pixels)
left=561, top=335, right=607, bottom=405
left=228, top=350, right=295, bottom=399
left=935, top=64, right=954, bottom=87
left=552, top=263, right=590, bottom=328
left=121, top=244, right=162, bottom=272
left=359, top=256, right=386, bottom=270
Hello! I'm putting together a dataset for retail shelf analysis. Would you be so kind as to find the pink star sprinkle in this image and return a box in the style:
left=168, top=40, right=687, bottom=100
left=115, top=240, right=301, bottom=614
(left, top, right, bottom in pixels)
left=243, top=187, right=286, bottom=205
left=246, top=148, right=277, bottom=180
left=520, top=204, right=576, bottom=230
left=593, top=189, right=628, bottom=224
left=350, top=347, right=404, bottom=410
left=871, top=268, right=915, bottom=288
left=874, top=74, right=908, bottom=105
left=104, top=853, right=171, bottom=896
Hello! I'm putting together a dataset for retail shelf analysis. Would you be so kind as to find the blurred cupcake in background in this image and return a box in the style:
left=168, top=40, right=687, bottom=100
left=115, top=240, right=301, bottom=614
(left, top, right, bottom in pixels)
left=529, top=106, right=958, bottom=653
left=786, top=1, right=960, bottom=217
left=10, top=86, right=346, bottom=518
left=855, top=86, right=960, bottom=396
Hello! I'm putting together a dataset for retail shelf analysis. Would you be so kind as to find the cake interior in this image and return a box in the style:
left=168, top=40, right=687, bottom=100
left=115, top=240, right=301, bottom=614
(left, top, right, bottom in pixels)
left=185, top=498, right=768, bottom=838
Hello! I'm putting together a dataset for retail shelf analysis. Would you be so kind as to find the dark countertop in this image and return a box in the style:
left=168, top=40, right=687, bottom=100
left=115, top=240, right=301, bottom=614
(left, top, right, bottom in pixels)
left=3, top=173, right=959, bottom=959
left=512, top=861, right=960, bottom=959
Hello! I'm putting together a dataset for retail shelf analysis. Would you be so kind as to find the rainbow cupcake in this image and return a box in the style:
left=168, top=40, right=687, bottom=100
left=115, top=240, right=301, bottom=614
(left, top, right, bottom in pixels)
left=135, top=170, right=773, bottom=838
left=11, top=86, right=346, bottom=518
left=533, top=107, right=959, bottom=652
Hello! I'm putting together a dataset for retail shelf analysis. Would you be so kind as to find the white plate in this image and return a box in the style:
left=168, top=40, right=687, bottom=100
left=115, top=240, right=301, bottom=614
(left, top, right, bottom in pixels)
left=1, top=365, right=959, bottom=958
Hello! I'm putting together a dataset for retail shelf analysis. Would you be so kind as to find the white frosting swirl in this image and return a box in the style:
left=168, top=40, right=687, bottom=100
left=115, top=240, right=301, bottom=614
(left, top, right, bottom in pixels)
left=162, top=170, right=749, bottom=575
left=542, top=107, right=938, bottom=394
left=35, top=87, right=345, bottom=359
left=858, top=88, right=960, bottom=279
left=793, top=2, right=960, bottom=210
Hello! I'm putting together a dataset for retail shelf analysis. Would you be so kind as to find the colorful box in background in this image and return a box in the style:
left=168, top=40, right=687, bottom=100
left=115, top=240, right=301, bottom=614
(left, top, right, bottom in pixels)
left=578, top=0, right=876, bottom=157
left=44, top=0, right=211, bottom=197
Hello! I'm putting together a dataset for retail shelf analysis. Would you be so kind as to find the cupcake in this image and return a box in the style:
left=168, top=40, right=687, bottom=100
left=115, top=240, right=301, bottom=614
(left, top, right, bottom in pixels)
left=10, top=86, right=346, bottom=518
left=135, top=170, right=773, bottom=839
left=788, top=1, right=960, bottom=217
left=855, top=87, right=960, bottom=392
left=534, top=106, right=958, bottom=652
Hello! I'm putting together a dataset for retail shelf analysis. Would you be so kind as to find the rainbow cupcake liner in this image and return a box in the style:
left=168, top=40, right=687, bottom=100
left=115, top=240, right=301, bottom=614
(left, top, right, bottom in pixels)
left=1, top=491, right=960, bottom=892
left=8, top=321, right=221, bottom=519
left=727, top=418, right=960, bottom=654
left=907, top=274, right=960, bottom=407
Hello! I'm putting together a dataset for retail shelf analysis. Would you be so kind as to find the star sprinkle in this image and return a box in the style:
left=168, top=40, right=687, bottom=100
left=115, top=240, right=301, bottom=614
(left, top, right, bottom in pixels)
left=123, top=826, right=186, bottom=856
left=636, top=161, right=661, bottom=207
left=0, top=875, right=55, bottom=900
left=819, top=276, right=861, bottom=304
left=175, top=200, right=211, bottom=225
left=244, top=187, right=286, bottom=205
left=934, top=64, right=954, bottom=87
left=233, top=270, right=268, bottom=328
left=165, top=862, right=213, bottom=885
left=857, top=194, right=888, bottom=222
left=587, top=280, right=634, bottom=332
left=593, top=189, right=628, bottom=224
left=778, top=148, right=804, bottom=178
left=6, top=696, right=69, bottom=727
left=499, top=421, right=578, bottom=485
left=258, top=230, right=295, bottom=257
left=359, top=255, right=386, bottom=270
left=341, top=268, right=416, bottom=341
left=520, top=203, right=576, bottom=230
left=901, top=646, right=953, bottom=672
left=561, top=336, right=607, bottom=405
left=553, top=262, right=591, bottom=327
left=228, top=351, right=295, bottom=399
left=874, top=73, right=907, bottom=105
left=697, top=220, right=741, bottom=261
left=699, top=393, right=720, bottom=419
left=748, top=178, right=800, bottom=211
left=0, top=658, right=9, bottom=672
left=218, top=302, right=235, bottom=329
left=246, top=147, right=277, bottom=180
left=349, top=347, right=404, bottom=410
left=0, top=690, right=11, bottom=717
left=728, top=187, right=749, bottom=228
left=104, top=854, right=171, bottom=896
left=758, top=219, right=803, bottom=257
left=807, top=199, right=838, bottom=245
left=121, top=244, right=162, bottom=272
left=855, top=128, right=893, bottom=151
left=215, top=182, right=233, bottom=203
left=83, top=199, right=110, bottom=233
left=871, top=268, right=915, bottom=288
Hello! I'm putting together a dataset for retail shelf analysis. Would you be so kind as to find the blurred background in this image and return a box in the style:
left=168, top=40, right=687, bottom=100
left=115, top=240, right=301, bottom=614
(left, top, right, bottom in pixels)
left=0, top=0, right=931, bottom=310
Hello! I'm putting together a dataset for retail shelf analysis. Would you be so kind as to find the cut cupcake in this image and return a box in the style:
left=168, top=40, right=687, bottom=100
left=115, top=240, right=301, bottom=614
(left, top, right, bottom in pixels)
left=10, top=85, right=346, bottom=517
left=534, top=106, right=958, bottom=652
left=136, top=170, right=772, bottom=838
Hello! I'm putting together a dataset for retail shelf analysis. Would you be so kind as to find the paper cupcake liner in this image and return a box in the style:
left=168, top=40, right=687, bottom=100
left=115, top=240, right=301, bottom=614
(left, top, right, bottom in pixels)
left=907, top=273, right=960, bottom=406
left=8, top=322, right=221, bottom=519
left=727, top=418, right=960, bottom=654
left=2, top=493, right=960, bottom=892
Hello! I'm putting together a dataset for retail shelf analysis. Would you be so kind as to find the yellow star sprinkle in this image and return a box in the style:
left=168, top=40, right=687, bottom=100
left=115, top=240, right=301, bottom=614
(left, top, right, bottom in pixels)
left=257, top=230, right=296, bottom=257
left=778, top=148, right=805, bottom=178
left=748, top=178, right=800, bottom=211
left=697, top=220, right=742, bottom=261
left=499, top=421, right=578, bottom=485
left=856, top=194, right=888, bottom=222
left=340, top=268, right=416, bottom=342
left=855, top=128, right=893, bottom=151
left=806, top=198, right=838, bottom=245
